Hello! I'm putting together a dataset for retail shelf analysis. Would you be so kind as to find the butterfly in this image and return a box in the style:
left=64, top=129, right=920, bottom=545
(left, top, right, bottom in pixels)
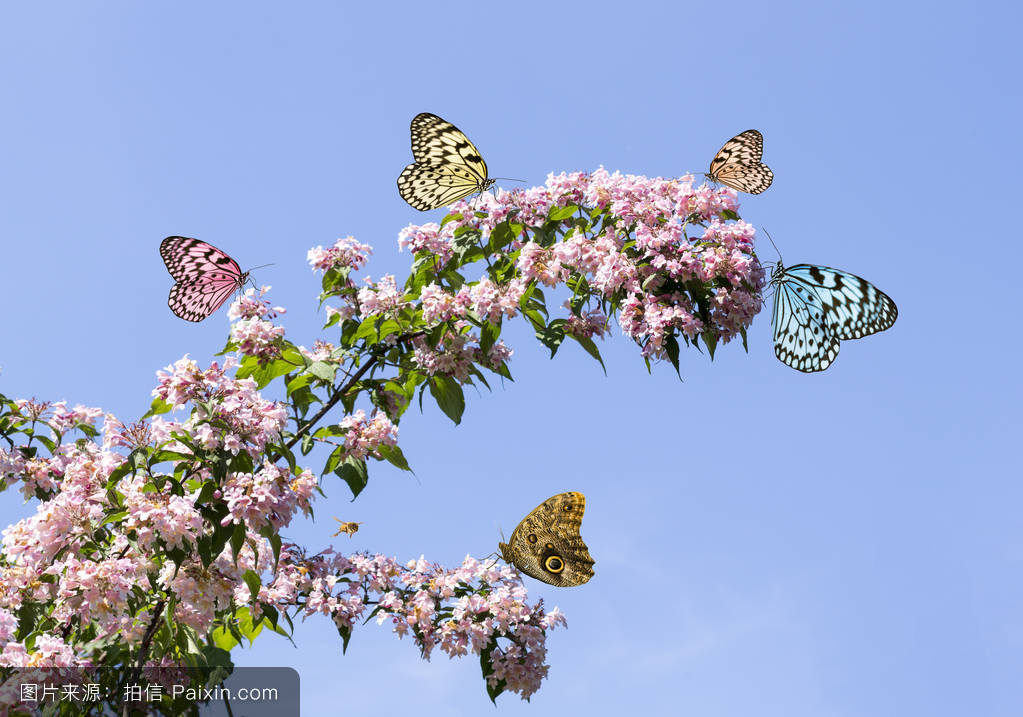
left=499, top=492, right=594, bottom=587
left=397, top=113, right=495, bottom=211
left=332, top=519, right=362, bottom=538
left=770, top=262, right=898, bottom=372
left=160, top=236, right=249, bottom=322
left=707, top=129, right=774, bottom=194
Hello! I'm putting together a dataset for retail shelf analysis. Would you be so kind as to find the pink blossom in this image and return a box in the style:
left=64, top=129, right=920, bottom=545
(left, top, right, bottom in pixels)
left=307, top=236, right=372, bottom=273
left=398, top=223, right=455, bottom=263
left=357, top=275, right=408, bottom=316
left=457, top=279, right=525, bottom=323
left=338, top=410, right=399, bottom=461
left=420, top=283, right=466, bottom=324
left=230, top=317, right=285, bottom=359
left=228, top=285, right=285, bottom=322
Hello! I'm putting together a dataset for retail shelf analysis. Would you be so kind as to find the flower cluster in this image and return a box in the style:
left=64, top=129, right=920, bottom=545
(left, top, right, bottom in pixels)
left=9, top=399, right=101, bottom=437
left=227, top=286, right=287, bottom=360
left=418, top=279, right=525, bottom=326
left=338, top=410, right=399, bottom=461
left=563, top=302, right=609, bottom=339
left=266, top=549, right=563, bottom=700
left=399, top=222, right=453, bottom=263
left=397, top=169, right=765, bottom=359
left=307, top=236, right=372, bottom=273
left=356, top=275, right=409, bottom=317
left=220, top=461, right=318, bottom=531
left=152, top=355, right=288, bottom=457
left=412, top=331, right=512, bottom=383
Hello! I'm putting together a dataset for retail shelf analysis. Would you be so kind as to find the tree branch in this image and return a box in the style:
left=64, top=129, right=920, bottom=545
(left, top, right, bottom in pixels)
left=128, top=598, right=166, bottom=685
left=284, top=355, right=380, bottom=450
left=283, top=330, right=425, bottom=450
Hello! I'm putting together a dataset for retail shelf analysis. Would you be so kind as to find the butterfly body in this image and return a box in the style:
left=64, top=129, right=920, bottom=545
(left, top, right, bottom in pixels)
left=397, top=113, right=494, bottom=211
left=160, top=236, right=249, bottom=322
left=770, top=261, right=898, bottom=372
left=499, top=492, right=594, bottom=587
left=707, top=129, right=774, bottom=194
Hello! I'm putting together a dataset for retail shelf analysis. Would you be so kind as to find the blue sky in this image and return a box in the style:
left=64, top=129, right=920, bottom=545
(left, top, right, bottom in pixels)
left=1, top=1, right=1020, bottom=715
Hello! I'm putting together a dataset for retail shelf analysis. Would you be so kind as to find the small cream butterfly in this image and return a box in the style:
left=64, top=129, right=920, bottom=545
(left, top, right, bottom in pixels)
left=707, top=129, right=774, bottom=194
left=397, top=113, right=495, bottom=211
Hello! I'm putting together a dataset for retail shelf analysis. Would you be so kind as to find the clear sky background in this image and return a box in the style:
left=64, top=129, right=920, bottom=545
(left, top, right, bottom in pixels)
left=1, top=2, right=1020, bottom=715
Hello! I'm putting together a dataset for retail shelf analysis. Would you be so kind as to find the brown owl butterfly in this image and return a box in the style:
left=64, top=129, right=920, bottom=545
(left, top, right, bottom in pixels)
left=499, top=492, right=595, bottom=587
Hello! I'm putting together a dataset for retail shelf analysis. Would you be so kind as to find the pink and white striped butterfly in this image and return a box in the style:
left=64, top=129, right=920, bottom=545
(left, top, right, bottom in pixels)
left=160, top=236, right=250, bottom=322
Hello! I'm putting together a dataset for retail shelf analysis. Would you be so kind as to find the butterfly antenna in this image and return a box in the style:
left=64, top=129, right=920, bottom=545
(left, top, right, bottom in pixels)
left=247, top=262, right=275, bottom=272
left=760, top=228, right=783, bottom=263
left=490, top=177, right=526, bottom=183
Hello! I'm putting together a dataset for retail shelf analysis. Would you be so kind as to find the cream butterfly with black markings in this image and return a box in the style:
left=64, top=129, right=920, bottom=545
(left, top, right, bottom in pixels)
left=707, top=129, right=774, bottom=194
left=397, top=113, right=495, bottom=211
left=499, top=492, right=594, bottom=587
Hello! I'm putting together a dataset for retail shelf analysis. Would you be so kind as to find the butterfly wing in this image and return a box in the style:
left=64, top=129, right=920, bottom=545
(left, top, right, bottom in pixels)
left=785, top=264, right=898, bottom=340
left=397, top=162, right=490, bottom=210
left=499, top=492, right=595, bottom=587
left=168, top=273, right=246, bottom=322
left=160, top=236, right=247, bottom=322
left=397, top=113, right=494, bottom=211
left=771, top=267, right=840, bottom=372
left=771, top=263, right=897, bottom=372
left=707, top=129, right=774, bottom=194
left=408, top=113, right=489, bottom=176
left=160, top=236, right=243, bottom=281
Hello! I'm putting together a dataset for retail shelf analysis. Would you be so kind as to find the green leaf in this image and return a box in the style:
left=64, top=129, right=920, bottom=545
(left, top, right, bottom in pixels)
left=480, top=636, right=508, bottom=704
left=242, top=570, right=261, bottom=603
left=211, top=624, right=241, bottom=652
left=143, top=396, right=173, bottom=419
left=375, top=318, right=403, bottom=342
left=150, top=449, right=195, bottom=466
left=535, top=320, right=566, bottom=357
left=289, top=385, right=316, bottom=418
left=100, top=511, right=128, bottom=527
left=665, top=334, right=682, bottom=379
left=702, top=329, right=718, bottom=360
left=376, top=444, right=413, bottom=472
left=308, top=361, right=336, bottom=382
left=194, top=480, right=217, bottom=506
left=354, top=317, right=381, bottom=343
left=210, top=525, right=231, bottom=565
left=548, top=204, right=579, bottom=221
left=259, top=603, right=280, bottom=631
left=428, top=375, right=465, bottom=425
left=230, top=523, right=246, bottom=563
left=337, top=623, right=353, bottom=654
left=248, top=357, right=296, bottom=389
left=335, top=458, right=369, bottom=499
left=440, top=211, right=463, bottom=228
left=267, top=532, right=282, bottom=568
left=479, top=320, right=499, bottom=357
left=197, top=535, right=213, bottom=567
left=568, top=334, right=606, bottom=373
left=15, top=602, right=42, bottom=641
left=323, top=445, right=344, bottom=476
